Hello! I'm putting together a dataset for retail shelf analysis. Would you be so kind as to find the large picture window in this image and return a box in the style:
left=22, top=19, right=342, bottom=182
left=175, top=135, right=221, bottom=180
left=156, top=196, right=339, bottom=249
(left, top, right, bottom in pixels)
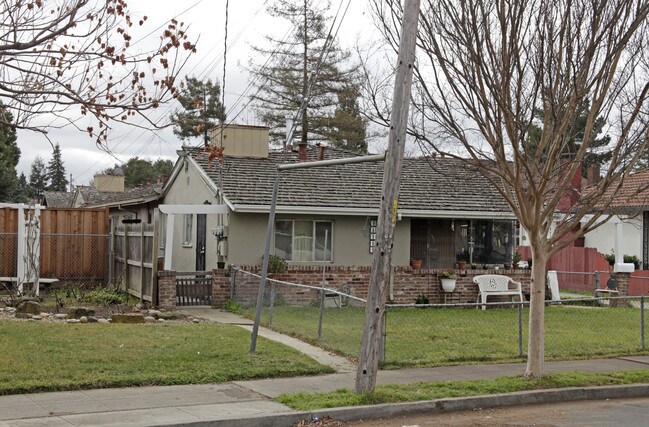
left=275, top=220, right=333, bottom=262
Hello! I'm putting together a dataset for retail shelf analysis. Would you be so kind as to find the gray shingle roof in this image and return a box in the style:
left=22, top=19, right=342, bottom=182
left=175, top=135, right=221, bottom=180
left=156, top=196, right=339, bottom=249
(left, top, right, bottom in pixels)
left=43, top=191, right=74, bottom=208
left=187, top=145, right=512, bottom=214
left=78, top=185, right=162, bottom=208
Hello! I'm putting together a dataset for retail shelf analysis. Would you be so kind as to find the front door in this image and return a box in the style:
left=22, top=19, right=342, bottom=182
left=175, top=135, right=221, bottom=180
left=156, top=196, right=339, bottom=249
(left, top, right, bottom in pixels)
left=410, top=218, right=455, bottom=269
left=196, top=214, right=206, bottom=271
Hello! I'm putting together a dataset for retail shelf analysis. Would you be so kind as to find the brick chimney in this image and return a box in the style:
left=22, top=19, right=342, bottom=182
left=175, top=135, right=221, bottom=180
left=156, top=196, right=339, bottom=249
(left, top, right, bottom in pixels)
left=298, top=143, right=308, bottom=161
left=317, top=143, right=325, bottom=161
left=587, top=164, right=601, bottom=186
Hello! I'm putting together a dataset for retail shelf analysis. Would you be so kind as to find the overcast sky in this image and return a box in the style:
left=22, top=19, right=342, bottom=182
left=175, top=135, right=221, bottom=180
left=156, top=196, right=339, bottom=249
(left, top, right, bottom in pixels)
left=15, top=0, right=378, bottom=188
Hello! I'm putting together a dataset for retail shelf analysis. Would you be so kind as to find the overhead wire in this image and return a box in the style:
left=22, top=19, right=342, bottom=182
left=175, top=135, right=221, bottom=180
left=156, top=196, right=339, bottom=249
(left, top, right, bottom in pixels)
left=75, top=0, right=270, bottom=183
left=75, top=0, right=351, bottom=183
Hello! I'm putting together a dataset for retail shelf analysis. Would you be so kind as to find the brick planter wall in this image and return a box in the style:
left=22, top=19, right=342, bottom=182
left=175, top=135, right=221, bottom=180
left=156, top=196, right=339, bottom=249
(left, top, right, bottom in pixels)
left=231, top=265, right=532, bottom=307
left=158, top=271, right=177, bottom=310
left=211, top=269, right=231, bottom=308
left=609, top=271, right=631, bottom=307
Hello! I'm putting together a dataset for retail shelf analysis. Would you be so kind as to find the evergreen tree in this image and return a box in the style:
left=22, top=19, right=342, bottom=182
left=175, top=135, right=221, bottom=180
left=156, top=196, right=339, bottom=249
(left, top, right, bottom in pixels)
left=47, top=143, right=68, bottom=191
left=248, top=0, right=363, bottom=146
left=321, top=83, right=367, bottom=153
left=0, top=106, right=20, bottom=202
left=12, top=173, right=29, bottom=203
left=152, top=159, right=174, bottom=179
left=28, top=156, right=48, bottom=199
left=527, top=99, right=611, bottom=177
left=170, top=77, right=226, bottom=147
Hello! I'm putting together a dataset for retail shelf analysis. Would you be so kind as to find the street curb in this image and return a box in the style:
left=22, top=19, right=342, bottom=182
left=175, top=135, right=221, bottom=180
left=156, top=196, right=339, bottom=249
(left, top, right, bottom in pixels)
left=167, top=383, right=649, bottom=427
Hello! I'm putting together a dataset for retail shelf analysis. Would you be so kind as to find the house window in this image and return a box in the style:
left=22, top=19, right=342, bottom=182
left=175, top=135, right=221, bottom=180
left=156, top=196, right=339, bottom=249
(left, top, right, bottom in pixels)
left=183, top=214, right=193, bottom=246
left=275, top=220, right=333, bottom=262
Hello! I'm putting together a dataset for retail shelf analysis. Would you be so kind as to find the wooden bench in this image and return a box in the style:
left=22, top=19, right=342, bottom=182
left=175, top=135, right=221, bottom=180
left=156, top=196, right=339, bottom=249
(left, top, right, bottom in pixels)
left=473, top=274, right=524, bottom=310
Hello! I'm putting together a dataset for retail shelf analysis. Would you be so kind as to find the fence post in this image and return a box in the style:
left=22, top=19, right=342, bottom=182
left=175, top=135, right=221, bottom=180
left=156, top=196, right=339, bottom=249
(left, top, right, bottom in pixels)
left=123, top=224, right=129, bottom=292
left=318, top=289, right=325, bottom=339
left=594, top=271, right=600, bottom=292
left=109, top=218, right=116, bottom=285
left=230, top=266, right=236, bottom=300
left=518, top=302, right=523, bottom=357
left=139, top=223, right=145, bottom=299
left=151, top=210, right=160, bottom=306
left=268, top=281, right=275, bottom=327
left=379, top=308, right=387, bottom=365
left=642, top=296, right=645, bottom=351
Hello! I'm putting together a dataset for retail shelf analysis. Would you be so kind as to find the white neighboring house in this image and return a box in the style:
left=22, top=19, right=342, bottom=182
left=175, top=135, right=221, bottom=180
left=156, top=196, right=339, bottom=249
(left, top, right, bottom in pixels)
left=582, top=168, right=649, bottom=270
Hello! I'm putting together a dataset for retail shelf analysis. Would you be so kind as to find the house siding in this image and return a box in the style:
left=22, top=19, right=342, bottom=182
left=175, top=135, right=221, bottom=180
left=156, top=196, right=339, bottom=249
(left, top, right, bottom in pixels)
left=162, top=161, right=222, bottom=271
left=228, top=213, right=412, bottom=267
left=583, top=216, right=643, bottom=260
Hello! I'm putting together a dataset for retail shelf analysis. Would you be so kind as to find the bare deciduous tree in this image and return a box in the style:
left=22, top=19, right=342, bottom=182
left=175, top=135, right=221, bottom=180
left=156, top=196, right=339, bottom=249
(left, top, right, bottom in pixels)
left=0, top=0, right=196, bottom=145
left=370, top=0, right=649, bottom=379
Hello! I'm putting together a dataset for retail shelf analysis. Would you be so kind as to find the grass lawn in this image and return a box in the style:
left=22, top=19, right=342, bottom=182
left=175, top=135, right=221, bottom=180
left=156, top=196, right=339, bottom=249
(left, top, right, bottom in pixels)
left=0, top=321, right=333, bottom=395
left=277, top=370, right=649, bottom=410
left=244, top=304, right=646, bottom=368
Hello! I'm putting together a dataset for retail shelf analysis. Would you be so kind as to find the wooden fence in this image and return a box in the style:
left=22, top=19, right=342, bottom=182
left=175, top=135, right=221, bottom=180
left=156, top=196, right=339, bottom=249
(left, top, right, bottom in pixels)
left=0, top=207, right=109, bottom=281
left=112, top=222, right=159, bottom=303
left=517, top=245, right=610, bottom=272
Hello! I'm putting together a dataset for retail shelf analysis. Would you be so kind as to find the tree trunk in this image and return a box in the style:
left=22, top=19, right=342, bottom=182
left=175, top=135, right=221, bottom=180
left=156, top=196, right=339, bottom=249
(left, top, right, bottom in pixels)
left=525, top=241, right=548, bottom=378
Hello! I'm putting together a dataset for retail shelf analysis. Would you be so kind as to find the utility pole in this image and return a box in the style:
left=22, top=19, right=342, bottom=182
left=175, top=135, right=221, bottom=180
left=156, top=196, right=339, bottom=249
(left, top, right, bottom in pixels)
left=355, top=0, right=420, bottom=394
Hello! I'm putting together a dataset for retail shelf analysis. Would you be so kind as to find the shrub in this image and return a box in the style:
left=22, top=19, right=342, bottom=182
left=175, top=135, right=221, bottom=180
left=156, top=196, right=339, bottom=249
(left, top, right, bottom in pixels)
left=223, top=299, right=242, bottom=314
left=415, top=293, right=429, bottom=304
left=624, top=254, right=641, bottom=269
left=266, top=254, right=288, bottom=274
left=440, top=269, right=457, bottom=279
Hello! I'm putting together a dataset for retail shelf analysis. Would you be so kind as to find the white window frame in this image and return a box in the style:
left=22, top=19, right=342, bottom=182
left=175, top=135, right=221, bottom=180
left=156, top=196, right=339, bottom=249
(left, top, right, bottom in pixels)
left=182, top=213, right=193, bottom=246
left=274, top=219, right=333, bottom=262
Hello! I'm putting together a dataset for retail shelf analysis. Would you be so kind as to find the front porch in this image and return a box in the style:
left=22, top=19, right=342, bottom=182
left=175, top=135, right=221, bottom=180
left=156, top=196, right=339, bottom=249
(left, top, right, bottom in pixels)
left=410, top=218, right=518, bottom=269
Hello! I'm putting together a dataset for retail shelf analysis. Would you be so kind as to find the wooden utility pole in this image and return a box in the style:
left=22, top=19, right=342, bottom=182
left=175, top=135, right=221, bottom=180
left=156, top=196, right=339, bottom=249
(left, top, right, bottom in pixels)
left=355, top=0, right=421, bottom=394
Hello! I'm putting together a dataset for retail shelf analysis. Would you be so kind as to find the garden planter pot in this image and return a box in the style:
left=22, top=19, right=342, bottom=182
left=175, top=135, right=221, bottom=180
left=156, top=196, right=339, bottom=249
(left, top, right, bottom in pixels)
left=441, top=278, right=457, bottom=292
left=410, top=259, right=422, bottom=269
left=458, top=261, right=467, bottom=270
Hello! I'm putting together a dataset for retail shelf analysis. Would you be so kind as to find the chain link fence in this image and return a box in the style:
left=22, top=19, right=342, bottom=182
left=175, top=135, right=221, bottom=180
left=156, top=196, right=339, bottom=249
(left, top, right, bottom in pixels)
left=383, top=297, right=647, bottom=366
left=555, top=270, right=649, bottom=296
left=0, top=232, right=110, bottom=292
left=231, top=267, right=366, bottom=340
left=40, top=233, right=110, bottom=286
left=0, top=232, right=17, bottom=278
left=231, top=268, right=648, bottom=367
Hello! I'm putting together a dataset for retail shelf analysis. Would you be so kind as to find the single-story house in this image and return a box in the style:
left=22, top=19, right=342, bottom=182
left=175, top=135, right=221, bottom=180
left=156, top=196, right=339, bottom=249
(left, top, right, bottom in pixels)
left=49, top=172, right=164, bottom=225
left=159, top=125, right=519, bottom=272
left=582, top=168, right=649, bottom=269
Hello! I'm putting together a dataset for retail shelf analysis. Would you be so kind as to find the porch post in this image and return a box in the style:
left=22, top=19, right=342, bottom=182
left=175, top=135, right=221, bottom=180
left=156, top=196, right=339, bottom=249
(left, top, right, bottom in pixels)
left=164, top=213, right=175, bottom=270
left=16, top=206, right=25, bottom=293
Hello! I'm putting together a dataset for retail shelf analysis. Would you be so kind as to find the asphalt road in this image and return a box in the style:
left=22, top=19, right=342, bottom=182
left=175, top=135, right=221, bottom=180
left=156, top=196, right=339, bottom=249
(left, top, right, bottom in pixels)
left=346, top=396, right=649, bottom=426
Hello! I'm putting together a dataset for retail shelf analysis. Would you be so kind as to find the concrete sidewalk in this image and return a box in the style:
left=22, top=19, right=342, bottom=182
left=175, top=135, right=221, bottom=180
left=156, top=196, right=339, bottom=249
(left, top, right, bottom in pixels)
left=3, top=307, right=649, bottom=426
